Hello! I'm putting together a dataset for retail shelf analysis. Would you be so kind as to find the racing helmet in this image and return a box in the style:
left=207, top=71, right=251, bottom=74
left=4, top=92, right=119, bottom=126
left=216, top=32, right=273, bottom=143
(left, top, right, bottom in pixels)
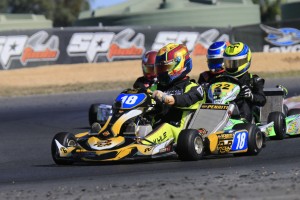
left=155, top=43, right=192, bottom=86
left=207, top=41, right=226, bottom=74
left=223, top=42, right=251, bottom=77
left=142, top=50, right=157, bottom=81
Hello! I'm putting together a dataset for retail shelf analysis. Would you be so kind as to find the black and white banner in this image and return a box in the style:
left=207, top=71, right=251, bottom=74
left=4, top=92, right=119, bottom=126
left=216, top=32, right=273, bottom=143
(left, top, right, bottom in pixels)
left=0, top=26, right=230, bottom=70
left=2, top=20, right=300, bottom=70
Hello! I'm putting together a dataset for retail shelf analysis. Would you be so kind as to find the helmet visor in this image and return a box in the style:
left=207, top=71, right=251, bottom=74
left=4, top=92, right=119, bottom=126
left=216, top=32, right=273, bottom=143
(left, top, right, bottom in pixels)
left=224, top=56, right=248, bottom=72
left=155, top=60, right=177, bottom=75
left=208, top=58, right=223, bottom=69
left=143, top=64, right=155, bottom=75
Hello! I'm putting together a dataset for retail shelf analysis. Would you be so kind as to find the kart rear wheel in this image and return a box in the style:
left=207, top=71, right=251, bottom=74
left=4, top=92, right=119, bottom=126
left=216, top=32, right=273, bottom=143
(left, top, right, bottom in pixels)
left=51, top=132, right=76, bottom=165
left=283, top=104, right=289, bottom=117
left=268, top=111, right=286, bottom=140
left=176, top=129, right=204, bottom=161
left=232, top=123, right=264, bottom=156
left=88, top=104, right=100, bottom=126
left=287, top=108, right=300, bottom=116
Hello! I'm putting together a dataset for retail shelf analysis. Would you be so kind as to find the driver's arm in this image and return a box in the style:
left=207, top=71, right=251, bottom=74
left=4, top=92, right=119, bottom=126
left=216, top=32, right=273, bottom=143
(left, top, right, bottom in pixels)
left=152, top=85, right=204, bottom=107
left=252, top=76, right=266, bottom=107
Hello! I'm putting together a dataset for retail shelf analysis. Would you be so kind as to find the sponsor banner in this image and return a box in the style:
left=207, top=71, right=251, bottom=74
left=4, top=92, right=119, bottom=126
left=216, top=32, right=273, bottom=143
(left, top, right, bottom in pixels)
left=0, top=26, right=230, bottom=70
left=233, top=20, right=300, bottom=53
left=2, top=21, right=300, bottom=70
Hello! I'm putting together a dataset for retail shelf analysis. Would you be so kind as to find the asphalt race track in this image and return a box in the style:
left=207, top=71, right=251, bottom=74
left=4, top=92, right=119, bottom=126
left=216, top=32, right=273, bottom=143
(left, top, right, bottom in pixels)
left=1, top=77, right=300, bottom=200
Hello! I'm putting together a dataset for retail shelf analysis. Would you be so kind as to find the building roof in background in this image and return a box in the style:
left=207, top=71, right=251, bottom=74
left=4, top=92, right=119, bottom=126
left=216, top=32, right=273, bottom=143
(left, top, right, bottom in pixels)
left=76, top=0, right=260, bottom=28
left=0, top=14, right=52, bottom=31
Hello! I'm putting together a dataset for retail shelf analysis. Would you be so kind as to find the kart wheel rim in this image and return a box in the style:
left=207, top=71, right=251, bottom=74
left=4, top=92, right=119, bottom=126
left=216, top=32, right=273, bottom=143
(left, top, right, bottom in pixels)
left=194, top=136, right=203, bottom=154
left=67, top=139, right=76, bottom=147
left=256, top=131, right=263, bottom=149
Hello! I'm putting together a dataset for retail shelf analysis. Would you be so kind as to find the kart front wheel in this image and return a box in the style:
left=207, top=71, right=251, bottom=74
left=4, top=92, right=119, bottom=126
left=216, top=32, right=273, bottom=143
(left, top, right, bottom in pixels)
left=51, top=132, right=76, bottom=165
left=176, top=129, right=204, bottom=161
left=268, top=111, right=286, bottom=140
left=232, top=123, right=264, bottom=156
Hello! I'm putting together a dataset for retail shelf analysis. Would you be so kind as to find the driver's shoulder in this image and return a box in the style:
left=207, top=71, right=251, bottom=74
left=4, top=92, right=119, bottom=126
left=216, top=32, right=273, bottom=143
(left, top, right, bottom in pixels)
left=250, top=73, right=265, bottom=85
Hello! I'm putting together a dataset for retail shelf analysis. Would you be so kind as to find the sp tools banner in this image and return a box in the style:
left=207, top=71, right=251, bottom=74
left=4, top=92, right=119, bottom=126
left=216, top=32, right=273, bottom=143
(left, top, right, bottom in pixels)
left=0, top=26, right=230, bottom=70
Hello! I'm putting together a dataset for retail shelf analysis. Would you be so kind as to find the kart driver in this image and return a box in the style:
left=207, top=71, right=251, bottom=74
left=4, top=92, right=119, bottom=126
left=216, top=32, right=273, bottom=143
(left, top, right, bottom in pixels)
left=198, top=41, right=227, bottom=85
left=142, top=43, right=205, bottom=144
left=133, top=50, right=158, bottom=90
left=223, top=42, right=266, bottom=122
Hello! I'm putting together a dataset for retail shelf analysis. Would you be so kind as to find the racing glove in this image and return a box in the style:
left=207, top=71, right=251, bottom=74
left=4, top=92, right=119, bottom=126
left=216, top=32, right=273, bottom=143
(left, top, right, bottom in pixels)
left=152, top=90, right=175, bottom=105
left=239, top=85, right=253, bottom=101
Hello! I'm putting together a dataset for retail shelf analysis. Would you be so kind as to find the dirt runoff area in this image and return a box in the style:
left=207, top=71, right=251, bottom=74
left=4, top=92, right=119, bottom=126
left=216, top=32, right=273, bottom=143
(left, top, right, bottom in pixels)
left=1, top=52, right=300, bottom=97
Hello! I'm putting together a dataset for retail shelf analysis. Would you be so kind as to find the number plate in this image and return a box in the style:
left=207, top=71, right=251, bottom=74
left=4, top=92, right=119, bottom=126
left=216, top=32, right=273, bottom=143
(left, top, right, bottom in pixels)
left=115, top=93, right=147, bottom=109
left=231, top=131, right=248, bottom=151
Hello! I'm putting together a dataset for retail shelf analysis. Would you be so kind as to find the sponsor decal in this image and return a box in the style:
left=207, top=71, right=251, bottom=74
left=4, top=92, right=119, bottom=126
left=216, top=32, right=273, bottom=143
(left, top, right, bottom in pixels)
left=144, top=147, right=153, bottom=153
left=0, top=31, right=59, bottom=70
left=198, top=128, right=208, bottom=136
left=197, top=85, right=204, bottom=97
left=201, top=104, right=228, bottom=110
left=102, top=131, right=110, bottom=137
left=60, top=147, right=68, bottom=153
left=159, top=145, right=171, bottom=153
left=217, top=141, right=232, bottom=153
left=95, top=139, right=112, bottom=147
left=151, top=29, right=229, bottom=56
left=67, top=28, right=145, bottom=62
left=153, top=132, right=167, bottom=144
left=260, top=24, right=300, bottom=53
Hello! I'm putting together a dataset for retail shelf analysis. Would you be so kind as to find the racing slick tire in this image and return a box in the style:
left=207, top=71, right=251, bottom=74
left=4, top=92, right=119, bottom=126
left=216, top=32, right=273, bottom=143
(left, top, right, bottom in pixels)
left=88, top=104, right=100, bottom=126
left=287, top=108, right=300, bottom=116
left=267, top=111, right=286, bottom=140
left=283, top=104, right=289, bottom=117
left=176, top=129, right=204, bottom=161
left=51, top=132, right=76, bottom=165
left=232, top=123, right=264, bottom=156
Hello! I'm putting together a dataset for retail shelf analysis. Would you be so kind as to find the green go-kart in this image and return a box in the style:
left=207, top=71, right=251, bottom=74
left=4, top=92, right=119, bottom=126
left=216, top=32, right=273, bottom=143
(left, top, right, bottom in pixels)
left=205, top=75, right=286, bottom=140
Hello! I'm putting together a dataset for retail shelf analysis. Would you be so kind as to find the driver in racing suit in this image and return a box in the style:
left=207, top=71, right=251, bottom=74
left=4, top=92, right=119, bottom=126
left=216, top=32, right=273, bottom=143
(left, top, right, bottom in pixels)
left=133, top=50, right=158, bottom=90
left=223, top=42, right=266, bottom=122
left=142, top=43, right=205, bottom=144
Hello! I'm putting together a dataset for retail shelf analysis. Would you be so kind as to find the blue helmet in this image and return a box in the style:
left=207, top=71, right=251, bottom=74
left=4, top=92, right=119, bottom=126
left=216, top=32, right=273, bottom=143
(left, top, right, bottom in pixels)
left=207, top=41, right=227, bottom=73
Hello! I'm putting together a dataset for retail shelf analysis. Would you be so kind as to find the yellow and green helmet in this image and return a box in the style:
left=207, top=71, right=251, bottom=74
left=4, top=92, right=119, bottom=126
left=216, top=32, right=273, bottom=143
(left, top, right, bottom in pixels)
left=223, top=42, right=251, bottom=77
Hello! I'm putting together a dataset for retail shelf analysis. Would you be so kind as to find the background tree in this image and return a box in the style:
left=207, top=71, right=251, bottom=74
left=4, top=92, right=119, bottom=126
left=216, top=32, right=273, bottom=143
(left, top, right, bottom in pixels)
left=253, top=0, right=286, bottom=22
left=0, top=0, right=89, bottom=27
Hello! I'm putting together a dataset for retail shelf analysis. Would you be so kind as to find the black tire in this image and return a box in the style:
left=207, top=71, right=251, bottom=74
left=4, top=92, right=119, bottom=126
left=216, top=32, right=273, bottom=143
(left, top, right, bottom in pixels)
left=267, top=111, right=286, bottom=140
left=51, top=132, right=76, bottom=165
left=176, top=129, right=204, bottom=161
left=283, top=104, right=289, bottom=117
left=232, top=123, right=263, bottom=156
left=88, top=104, right=100, bottom=126
left=287, top=108, right=300, bottom=116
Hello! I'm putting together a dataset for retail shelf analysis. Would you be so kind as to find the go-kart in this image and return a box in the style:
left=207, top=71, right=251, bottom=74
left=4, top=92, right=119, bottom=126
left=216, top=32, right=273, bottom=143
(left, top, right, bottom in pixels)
left=51, top=87, right=264, bottom=165
left=206, top=75, right=286, bottom=140
left=262, top=85, right=300, bottom=137
left=52, top=88, right=205, bottom=164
